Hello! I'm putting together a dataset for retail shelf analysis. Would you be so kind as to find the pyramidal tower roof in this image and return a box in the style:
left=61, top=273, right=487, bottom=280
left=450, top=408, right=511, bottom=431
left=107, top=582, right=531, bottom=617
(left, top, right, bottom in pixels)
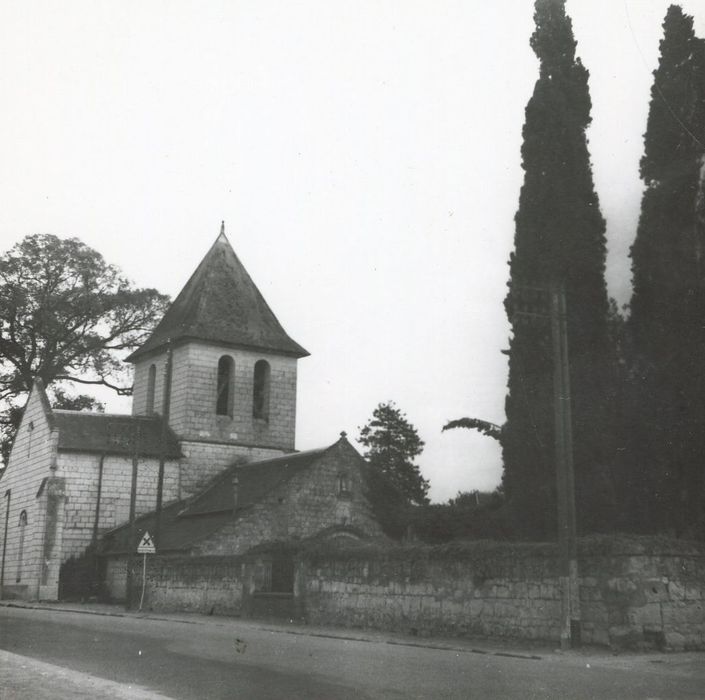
left=127, top=224, right=309, bottom=361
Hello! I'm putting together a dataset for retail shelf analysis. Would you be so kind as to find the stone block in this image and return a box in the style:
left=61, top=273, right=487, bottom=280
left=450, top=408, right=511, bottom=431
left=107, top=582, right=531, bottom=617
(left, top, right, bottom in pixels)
left=685, top=586, right=702, bottom=601
left=642, top=578, right=669, bottom=602
left=539, top=583, right=555, bottom=598
left=581, top=602, right=609, bottom=625
left=664, top=631, right=686, bottom=651
left=609, top=625, right=643, bottom=650
left=585, top=627, right=610, bottom=646
left=662, top=601, right=704, bottom=626
left=628, top=602, right=662, bottom=628
left=607, top=577, right=637, bottom=594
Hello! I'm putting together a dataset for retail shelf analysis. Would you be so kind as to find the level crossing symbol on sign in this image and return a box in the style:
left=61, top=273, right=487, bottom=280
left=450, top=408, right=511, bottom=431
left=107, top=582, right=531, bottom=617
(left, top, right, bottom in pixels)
left=137, top=531, right=156, bottom=554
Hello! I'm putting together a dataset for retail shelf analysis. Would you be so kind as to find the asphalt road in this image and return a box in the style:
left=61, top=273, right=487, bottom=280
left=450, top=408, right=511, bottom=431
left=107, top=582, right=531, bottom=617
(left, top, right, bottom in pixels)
left=0, top=605, right=703, bottom=699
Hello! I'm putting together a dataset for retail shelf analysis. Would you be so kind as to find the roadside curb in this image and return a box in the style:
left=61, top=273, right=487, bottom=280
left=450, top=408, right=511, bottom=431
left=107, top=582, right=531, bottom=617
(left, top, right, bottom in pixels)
left=0, top=600, right=200, bottom=623
left=271, top=626, right=543, bottom=660
left=0, top=599, right=546, bottom=660
left=1, top=600, right=139, bottom=619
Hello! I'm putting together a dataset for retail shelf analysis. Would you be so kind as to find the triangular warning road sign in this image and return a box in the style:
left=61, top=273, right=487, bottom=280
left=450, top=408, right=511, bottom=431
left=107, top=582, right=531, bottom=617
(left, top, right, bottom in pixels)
left=137, top=531, right=156, bottom=554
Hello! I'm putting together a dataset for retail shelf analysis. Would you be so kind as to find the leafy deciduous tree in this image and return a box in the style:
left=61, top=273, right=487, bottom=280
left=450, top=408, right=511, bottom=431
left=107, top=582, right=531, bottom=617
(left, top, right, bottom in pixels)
left=0, top=234, right=169, bottom=462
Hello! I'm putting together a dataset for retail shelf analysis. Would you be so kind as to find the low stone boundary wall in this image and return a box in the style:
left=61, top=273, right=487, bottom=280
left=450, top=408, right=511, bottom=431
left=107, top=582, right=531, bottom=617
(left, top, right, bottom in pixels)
left=126, top=555, right=246, bottom=615
left=118, top=552, right=296, bottom=618
left=102, top=536, right=705, bottom=650
left=301, top=537, right=705, bottom=651
left=302, top=542, right=563, bottom=641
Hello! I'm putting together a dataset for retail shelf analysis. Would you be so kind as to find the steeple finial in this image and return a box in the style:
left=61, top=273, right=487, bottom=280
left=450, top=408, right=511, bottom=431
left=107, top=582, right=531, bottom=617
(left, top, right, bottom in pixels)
left=220, top=220, right=225, bottom=238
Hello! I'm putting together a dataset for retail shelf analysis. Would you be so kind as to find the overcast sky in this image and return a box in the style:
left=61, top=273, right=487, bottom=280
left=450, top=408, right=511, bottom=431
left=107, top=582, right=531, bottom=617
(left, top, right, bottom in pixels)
left=1, top=1, right=704, bottom=501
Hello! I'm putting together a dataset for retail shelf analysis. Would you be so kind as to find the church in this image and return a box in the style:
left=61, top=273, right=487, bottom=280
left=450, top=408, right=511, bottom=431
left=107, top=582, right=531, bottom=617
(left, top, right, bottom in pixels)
left=0, top=226, right=385, bottom=602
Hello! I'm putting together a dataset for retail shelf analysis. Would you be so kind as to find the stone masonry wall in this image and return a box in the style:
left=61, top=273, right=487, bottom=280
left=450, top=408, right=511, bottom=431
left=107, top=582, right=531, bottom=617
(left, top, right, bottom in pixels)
left=100, top=538, right=705, bottom=650
left=193, top=444, right=385, bottom=556
left=579, top=548, right=705, bottom=650
left=304, top=544, right=564, bottom=642
left=0, top=386, right=58, bottom=599
left=134, top=342, right=298, bottom=451
left=301, top=539, right=705, bottom=651
left=105, top=557, right=128, bottom=601
left=117, top=555, right=246, bottom=615
left=58, top=452, right=181, bottom=561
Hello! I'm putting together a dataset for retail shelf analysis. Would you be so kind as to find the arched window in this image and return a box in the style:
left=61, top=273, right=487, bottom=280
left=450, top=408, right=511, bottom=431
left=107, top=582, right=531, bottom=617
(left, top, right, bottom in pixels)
left=146, top=364, right=157, bottom=414
left=338, top=472, right=351, bottom=496
left=216, top=355, right=234, bottom=416
left=16, top=510, right=27, bottom=583
left=253, top=360, right=271, bottom=420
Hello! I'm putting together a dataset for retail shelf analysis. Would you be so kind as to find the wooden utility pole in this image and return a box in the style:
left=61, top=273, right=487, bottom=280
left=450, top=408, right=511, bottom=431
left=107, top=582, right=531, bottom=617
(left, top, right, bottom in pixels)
left=550, top=286, right=580, bottom=649
left=511, top=282, right=580, bottom=649
left=126, top=419, right=142, bottom=610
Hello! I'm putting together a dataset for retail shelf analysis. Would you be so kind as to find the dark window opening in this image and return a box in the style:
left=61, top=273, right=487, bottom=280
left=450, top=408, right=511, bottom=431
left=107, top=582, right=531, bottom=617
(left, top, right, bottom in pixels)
left=146, top=364, right=157, bottom=414
left=253, top=360, right=271, bottom=421
left=255, top=556, right=294, bottom=594
left=216, top=356, right=234, bottom=416
left=27, top=421, right=34, bottom=457
left=16, top=510, right=27, bottom=583
left=338, top=472, right=351, bottom=497
left=270, top=557, right=294, bottom=593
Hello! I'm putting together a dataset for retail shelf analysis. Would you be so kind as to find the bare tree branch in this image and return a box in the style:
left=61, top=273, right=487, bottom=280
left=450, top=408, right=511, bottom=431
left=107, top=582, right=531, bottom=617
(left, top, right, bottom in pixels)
left=53, top=374, right=133, bottom=395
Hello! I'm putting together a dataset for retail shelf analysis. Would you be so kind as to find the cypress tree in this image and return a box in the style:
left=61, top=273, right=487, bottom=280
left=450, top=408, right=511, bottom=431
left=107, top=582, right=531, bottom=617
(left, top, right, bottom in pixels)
left=627, top=6, right=705, bottom=535
left=503, top=0, right=614, bottom=538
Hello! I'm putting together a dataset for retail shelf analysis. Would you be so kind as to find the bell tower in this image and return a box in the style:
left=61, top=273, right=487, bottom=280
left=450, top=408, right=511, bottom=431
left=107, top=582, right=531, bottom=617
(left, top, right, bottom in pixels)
left=127, top=224, right=309, bottom=495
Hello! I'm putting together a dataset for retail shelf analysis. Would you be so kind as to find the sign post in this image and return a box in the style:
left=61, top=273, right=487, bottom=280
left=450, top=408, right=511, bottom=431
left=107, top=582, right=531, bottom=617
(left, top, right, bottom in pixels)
left=136, top=531, right=156, bottom=611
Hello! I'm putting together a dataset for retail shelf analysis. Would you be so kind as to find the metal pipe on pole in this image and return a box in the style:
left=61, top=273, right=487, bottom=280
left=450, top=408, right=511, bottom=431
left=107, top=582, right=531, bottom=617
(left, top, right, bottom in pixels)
left=1, top=489, right=11, bottom=599
left=550, top=284, right=580, bottom=649
left=155, top=339, right=173, bottom=545
left=126, top=421, right=141, bottom=610
left=91, top=454, right=105, bottom=547
left=511, top=282, right=581, bottom=648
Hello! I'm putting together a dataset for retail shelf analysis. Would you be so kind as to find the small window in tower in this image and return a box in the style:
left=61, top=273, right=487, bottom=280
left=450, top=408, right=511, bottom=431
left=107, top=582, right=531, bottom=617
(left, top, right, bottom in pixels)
left=253, top=360, right=271, bottom=421
left=146, top=364, right=157, bottom=414
left=216, top=356, right=234, bottom=416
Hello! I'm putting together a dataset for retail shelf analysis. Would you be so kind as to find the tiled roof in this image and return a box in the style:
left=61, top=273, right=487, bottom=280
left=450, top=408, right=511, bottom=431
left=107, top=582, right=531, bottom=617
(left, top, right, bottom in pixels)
left=99, top=444, right=338, bottom=554
left=100, top=500, right=232, bottom=554
left=181, top=447, right=330, bottom=516
left=53, top=411, right=182, bottom=458
left=127, top=228, right=309, bottom=361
